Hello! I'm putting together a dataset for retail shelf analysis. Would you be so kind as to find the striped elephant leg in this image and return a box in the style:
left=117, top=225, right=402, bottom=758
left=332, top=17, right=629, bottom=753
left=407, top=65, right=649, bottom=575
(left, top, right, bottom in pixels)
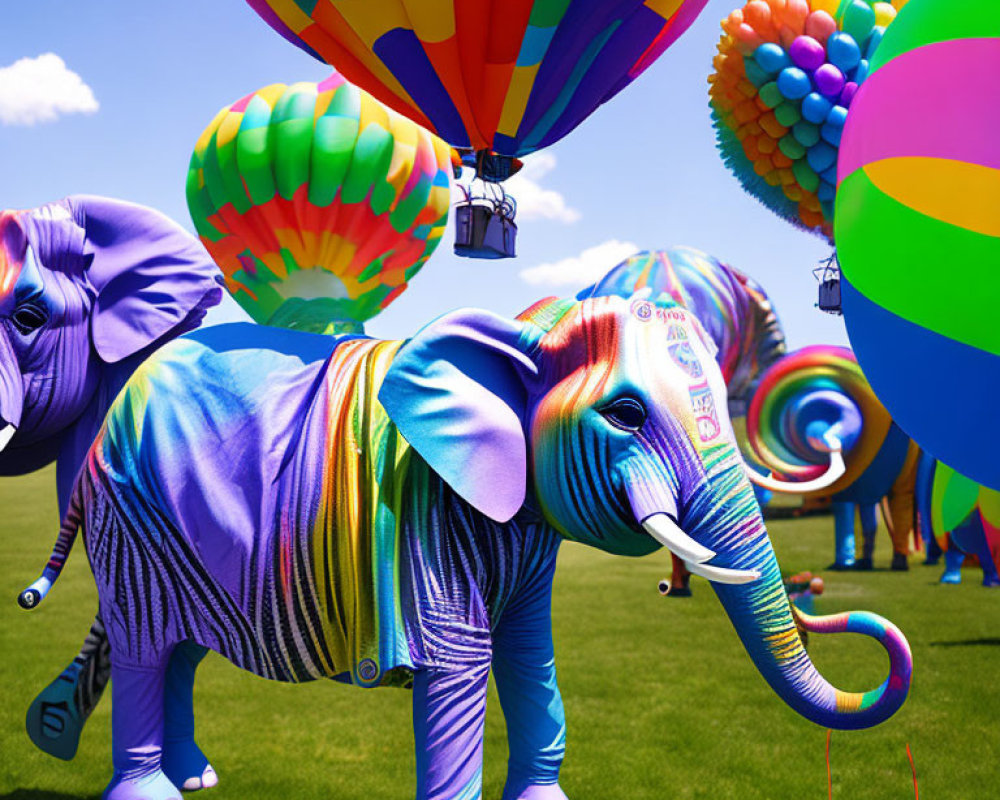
left=26, top=614, right=112, bottom=761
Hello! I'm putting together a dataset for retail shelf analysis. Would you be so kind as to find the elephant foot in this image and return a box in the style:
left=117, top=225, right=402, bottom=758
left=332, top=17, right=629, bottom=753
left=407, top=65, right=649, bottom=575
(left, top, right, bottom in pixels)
left=104, top=769, right=181, bottom=800
left=853, top=558, right=874, bottom=572
left=26, top=661, right=86, bottom=761
left=890, top=553, right=909, bottom=571
left=828, top=561, right=854, bottom=571
left=668, top=585, right=693, bottom=597
left=940, top=570, right=962, bottom=585
left=503, top=782, right=570, bottom=800
left=982, top=576, right=1000, bottom=589
left=923, top=556, right=941, bottom=566
left=162, top=740, right=217, bottom=791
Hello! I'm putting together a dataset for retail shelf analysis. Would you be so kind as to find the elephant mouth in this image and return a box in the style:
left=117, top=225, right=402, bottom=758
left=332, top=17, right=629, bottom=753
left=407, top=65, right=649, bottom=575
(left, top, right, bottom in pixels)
left=640, top=512, right=760, bottom=585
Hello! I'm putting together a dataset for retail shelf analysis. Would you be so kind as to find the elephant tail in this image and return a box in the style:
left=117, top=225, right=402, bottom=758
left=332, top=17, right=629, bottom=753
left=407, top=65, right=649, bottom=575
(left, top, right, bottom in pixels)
left=18, top=483, right=84, bottom=610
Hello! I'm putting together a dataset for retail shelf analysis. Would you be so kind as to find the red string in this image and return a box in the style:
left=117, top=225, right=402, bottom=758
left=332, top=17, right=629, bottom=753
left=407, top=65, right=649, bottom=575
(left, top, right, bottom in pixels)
left=906, top=743, right=919, bottom=800
left=826, top=729, right=833, bottom=800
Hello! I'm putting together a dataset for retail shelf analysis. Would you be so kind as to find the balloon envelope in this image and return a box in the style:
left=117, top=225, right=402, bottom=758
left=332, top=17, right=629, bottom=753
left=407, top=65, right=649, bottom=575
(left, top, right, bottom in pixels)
left=187, top=73, right=452, bottom=332
left=246, top=0, right=709, bottom=158
left=834, top=0, right=1000, bottom=488
left=709, top=0, right=908, bottom=240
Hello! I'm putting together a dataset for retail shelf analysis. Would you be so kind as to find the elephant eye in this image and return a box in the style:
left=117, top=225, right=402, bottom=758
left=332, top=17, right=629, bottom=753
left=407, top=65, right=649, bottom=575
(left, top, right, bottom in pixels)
left=11, top=303, right=48, bottom=335
left=599, top=396, right=647, bottom=433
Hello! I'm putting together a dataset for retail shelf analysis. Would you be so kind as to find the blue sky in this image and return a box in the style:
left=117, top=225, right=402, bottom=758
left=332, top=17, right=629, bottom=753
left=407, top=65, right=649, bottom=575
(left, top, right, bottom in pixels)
left=0, top=0, right=848, bottom=347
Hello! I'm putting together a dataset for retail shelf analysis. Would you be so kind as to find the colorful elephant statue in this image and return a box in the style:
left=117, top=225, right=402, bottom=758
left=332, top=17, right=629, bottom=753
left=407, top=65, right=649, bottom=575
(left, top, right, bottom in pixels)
left=0, top=195, right=248, bottom=783
left=578, top=246, right=786, bottom=593
left=745, top=346, right=921, bottom=570
left=21, top=294, right=911, bottom=800
left=916, top=456, right=1000, bottom=587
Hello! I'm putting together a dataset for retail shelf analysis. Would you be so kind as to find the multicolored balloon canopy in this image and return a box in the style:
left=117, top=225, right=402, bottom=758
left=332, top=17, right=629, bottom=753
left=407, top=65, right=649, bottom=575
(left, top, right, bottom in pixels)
left=579, top=247, right=786, bottom=411
left=187, top=73, right=452, bottom=333
left=746, top=345, right=914, bottom=500
left=834, top=0, right=1000, bottom=490
left=709, top=0, right=907, bottom=239
left=245, top=0, right=709, bottom=161
left=931, top=462, right=1000, bottom=546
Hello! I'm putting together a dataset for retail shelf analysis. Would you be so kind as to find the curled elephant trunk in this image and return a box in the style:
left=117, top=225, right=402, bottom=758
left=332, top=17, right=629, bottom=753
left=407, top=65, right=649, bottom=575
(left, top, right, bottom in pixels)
left=686, top=456, right=912, bottom=729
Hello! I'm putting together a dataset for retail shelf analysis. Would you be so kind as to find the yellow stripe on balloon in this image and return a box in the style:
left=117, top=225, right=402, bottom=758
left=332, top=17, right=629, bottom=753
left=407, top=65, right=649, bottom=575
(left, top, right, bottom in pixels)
left=401, top=0, right=455, bottom=43
left=386, top=117, right=419, bottom=205
left=864, top=157, right=1000, bottom=238
left=644, top=0, right=684, bottom=19
left=334, top=0, right=412, bottom=49
left=835, top=689, right=863, bottom=712
left=267, top=0, right=316, bottom=35
left=497, top=64, right=541, bottom=140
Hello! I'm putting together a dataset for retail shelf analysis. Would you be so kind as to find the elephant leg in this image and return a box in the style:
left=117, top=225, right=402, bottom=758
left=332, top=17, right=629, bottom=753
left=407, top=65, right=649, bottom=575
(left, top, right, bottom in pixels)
left=855, top=504, right=879, bottom=571
left=26, top=614, right=112, bottom=761
left=940, top=543, right=965, bottom=585
left=413, top=664, right=490, bottom=800
left=885, top=490, right=914, bottom=571
left=105, top=653, right=181, bottom=800
left=952, top=515, right=1000, bottom=587
left=161, top=642, right=217, bottom=791
left=832, top=502, right=856, bottom=569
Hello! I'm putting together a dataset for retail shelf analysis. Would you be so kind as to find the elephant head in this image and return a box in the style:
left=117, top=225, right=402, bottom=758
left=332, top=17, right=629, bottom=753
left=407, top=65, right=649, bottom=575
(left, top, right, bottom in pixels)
left=744, top=345, right=914, bottom=498
left=381, top=296, right=911, bottom=729
left=578, top=248, right=786, bottom=417
left=0, top=195, right=224, bottom=472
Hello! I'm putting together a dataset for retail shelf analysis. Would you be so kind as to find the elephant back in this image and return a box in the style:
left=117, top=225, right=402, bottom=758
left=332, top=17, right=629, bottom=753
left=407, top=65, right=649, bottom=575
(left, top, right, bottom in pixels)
left=746, top=345, right=895, bottom=498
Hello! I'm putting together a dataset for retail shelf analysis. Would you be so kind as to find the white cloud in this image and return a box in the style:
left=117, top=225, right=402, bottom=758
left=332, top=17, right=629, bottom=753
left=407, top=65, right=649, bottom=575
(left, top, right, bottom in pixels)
left=0, top=53, right=98, bottom=126
left=451, top=152, right=580, bottom=224
left=519, top=239, right=639, bottom=288
left=506, top=153, right=580, bottom=223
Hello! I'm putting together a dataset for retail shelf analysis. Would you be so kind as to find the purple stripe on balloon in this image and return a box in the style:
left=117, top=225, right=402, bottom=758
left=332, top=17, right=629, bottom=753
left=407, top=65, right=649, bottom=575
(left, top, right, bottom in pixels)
left=838, top=38, right=1000, bottom=184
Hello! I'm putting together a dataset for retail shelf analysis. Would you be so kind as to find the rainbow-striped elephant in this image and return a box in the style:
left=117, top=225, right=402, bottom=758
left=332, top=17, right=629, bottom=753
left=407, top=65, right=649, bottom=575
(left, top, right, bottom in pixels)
left=22, top=296, right=910, bottom=800
left=746, top=346, right=921, bottom=570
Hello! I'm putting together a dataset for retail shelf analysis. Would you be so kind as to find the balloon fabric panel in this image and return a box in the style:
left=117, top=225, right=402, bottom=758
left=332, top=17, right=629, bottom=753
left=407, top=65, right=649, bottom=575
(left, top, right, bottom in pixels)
left=245, top=0, right=709, bottom=156
left=834, top=0, right=1000, bottom=489
left=187, top=73, right=452, bottom=333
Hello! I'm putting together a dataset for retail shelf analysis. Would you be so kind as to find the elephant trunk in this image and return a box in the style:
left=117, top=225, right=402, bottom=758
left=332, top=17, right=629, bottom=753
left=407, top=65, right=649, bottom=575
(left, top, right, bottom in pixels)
left=685, top=456, right=911, bottom=729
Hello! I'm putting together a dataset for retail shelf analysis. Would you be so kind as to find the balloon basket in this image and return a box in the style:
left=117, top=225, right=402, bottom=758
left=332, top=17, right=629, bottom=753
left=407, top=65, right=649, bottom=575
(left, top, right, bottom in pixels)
left=453, top=181, right=517, bottom=259
left=814, top=252, right=842, bottom=315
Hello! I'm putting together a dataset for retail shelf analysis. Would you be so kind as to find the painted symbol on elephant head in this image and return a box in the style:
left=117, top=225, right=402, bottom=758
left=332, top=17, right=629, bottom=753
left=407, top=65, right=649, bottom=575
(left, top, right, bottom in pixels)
left=689, top=380, right=721, bottom=443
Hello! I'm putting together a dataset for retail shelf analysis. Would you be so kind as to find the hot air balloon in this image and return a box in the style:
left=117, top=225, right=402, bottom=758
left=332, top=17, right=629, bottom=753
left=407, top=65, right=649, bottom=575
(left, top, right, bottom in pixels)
left=835, top=0, right=1000, bottom=489
left=186, top=72, right=452, bottom=333
left=246, top=0, right=709, bottom=169
left=709, top=0, right=908, bottom=239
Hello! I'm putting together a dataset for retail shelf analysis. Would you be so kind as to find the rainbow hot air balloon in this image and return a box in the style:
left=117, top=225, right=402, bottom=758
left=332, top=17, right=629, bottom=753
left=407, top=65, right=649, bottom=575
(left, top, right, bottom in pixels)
left=834, top=0, right=1000, bottom=489
left=244, top=0, right=709, bottom=170
left=187, top=72, right=452, bottom=333
left=709, top=0, right=908, bottom=239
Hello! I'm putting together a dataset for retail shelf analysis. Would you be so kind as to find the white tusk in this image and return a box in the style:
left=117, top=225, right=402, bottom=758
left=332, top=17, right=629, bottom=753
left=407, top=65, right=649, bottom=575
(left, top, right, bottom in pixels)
left=684, top=560, right=760, bottom=585
left=0, top=424, right=15, bottom=453
left=642, top=513, right=716, bottom=564
left=745, top=442, right=846, bottom=495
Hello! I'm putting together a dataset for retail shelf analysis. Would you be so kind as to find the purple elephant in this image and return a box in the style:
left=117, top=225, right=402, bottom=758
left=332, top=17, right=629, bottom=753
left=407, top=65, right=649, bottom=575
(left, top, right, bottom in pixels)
left=1, top=195, right=248, bottom=785
left=22, top=294, right=911, bottom=800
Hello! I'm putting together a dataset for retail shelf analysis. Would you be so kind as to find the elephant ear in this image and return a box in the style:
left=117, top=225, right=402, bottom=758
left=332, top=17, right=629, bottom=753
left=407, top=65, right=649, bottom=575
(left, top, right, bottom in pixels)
left=76, top=195, right=223, bottom=363
left=379, top=309, right=539, bottom=523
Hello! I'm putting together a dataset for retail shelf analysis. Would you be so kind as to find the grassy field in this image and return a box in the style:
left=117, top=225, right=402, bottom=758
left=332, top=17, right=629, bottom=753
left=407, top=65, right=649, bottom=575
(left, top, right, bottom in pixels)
left=1, top=466, right=997, bottom=799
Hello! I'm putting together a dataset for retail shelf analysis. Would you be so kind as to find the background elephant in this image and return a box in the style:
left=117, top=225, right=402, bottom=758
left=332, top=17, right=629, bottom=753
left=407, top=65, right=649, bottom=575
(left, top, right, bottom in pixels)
left=22, top=294, right=910, bottom=800
left=0, top=195, right=248, bottom=783
left=745, top=345, right=921, bottom=570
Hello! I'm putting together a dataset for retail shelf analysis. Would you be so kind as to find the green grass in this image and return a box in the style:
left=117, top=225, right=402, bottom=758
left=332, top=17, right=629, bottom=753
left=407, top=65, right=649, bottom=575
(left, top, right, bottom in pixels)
left=1, top=466, right=997, bottom=799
